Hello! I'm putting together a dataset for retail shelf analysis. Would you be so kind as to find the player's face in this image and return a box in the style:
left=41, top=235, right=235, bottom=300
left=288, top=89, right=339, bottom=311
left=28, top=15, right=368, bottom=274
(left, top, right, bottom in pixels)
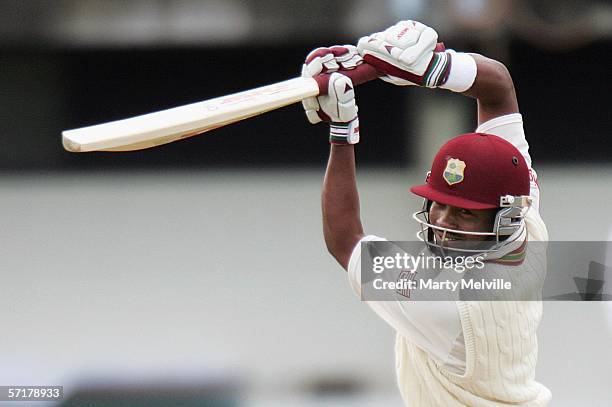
left=428, top=201, right=497, bottom=244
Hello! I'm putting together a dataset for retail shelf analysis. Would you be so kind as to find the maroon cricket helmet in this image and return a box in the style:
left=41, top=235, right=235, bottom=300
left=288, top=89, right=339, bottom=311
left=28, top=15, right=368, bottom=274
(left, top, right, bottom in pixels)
left=410, top=133, right=530, bottom=209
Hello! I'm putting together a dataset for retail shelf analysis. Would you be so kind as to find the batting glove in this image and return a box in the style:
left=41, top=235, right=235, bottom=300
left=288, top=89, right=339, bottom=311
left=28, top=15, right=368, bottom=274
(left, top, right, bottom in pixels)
left=357, top=20, right=451, bottom=88
left=301, top=46, right=361, bottom=145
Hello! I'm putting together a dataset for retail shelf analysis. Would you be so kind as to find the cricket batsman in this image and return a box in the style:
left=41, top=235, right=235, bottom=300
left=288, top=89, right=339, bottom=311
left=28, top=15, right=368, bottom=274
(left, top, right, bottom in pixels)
left=302, top=20, right=551, bottom=405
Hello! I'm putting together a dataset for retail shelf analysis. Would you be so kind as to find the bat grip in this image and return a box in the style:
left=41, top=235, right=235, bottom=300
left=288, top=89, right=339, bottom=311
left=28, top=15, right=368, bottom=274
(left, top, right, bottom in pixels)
left=314, top=42, right=446, bottom=95
left=314, top=63, right=379, bottom=96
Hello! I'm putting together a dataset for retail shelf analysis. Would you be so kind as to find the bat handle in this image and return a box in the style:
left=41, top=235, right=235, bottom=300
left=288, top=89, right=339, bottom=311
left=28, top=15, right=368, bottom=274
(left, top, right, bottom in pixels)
left=314, top=63, right=380, bottom=96
left=314, top=42, right=446, bottom=95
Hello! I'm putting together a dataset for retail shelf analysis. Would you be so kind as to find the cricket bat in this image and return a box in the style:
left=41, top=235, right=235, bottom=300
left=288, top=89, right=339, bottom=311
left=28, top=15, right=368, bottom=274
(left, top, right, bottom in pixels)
left=61, top=64, right=380, bottom=152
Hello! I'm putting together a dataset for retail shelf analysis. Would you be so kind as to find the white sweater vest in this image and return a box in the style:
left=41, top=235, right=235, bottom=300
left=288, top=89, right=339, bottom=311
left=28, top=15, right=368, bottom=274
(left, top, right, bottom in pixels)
left=394, top=211, right=552, bottom=406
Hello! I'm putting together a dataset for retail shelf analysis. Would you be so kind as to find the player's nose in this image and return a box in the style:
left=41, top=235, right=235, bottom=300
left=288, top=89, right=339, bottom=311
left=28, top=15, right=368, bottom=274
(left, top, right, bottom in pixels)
left=435, top=206, right=458, bottom=229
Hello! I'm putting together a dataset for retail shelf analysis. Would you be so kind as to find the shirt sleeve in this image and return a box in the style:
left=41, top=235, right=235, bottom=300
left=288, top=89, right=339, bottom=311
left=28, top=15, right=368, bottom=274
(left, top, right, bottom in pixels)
left=347, top=235, right=388, bottom=296
left=476, top=113, right=541, bottom=212
left=346, top=235, right=465, bottom=372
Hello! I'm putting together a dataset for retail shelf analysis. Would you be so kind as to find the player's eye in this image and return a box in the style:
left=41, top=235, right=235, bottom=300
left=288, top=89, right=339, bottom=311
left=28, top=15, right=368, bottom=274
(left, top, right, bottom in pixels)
left=459, top=209, right=473, bottom=216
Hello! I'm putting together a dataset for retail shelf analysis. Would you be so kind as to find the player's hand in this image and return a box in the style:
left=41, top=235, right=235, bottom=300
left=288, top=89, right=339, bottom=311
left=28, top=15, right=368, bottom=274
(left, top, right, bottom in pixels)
left=301, top=45, right=361, bottom=124
left=357, top=20, right=448, bottom=88
left=301, top=46, right=360, bottom=144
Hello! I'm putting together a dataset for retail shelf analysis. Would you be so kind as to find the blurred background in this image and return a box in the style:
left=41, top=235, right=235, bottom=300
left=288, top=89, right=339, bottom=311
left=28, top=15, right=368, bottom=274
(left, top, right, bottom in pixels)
left=1, top=0, right=611, bottom=405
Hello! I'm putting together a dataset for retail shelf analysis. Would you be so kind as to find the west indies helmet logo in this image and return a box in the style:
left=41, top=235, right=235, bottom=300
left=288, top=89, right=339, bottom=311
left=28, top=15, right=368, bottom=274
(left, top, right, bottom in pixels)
left=443, top=158, right=466, bottom=185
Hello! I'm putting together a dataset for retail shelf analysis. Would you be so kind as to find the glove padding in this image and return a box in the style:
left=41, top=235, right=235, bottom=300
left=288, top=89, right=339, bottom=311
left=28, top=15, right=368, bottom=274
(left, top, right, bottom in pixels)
left=357, top=20, right=450, bottom=88
left=301, top=45, right=361, bottom=125
left=302, top=45, right=363, bottom=78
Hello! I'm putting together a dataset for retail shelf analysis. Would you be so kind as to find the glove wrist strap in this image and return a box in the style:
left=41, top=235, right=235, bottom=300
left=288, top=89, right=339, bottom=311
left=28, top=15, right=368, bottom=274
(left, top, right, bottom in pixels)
left=329, top=118, right=360, bottom=145
left=364, top=50, right=476, bottom=91
left=422, top=51, right=452, bottom=88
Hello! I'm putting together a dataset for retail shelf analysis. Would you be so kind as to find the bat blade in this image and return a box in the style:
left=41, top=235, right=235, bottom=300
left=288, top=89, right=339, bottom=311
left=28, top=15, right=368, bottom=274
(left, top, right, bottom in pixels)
left=62, top=76, right=320, bottom=152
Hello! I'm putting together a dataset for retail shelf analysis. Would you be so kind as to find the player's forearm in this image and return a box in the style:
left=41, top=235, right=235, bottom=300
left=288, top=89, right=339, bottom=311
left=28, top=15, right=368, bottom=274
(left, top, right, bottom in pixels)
left=462, top=54, right=519, bottom=124
left=322, top=145, right=364, bottom=270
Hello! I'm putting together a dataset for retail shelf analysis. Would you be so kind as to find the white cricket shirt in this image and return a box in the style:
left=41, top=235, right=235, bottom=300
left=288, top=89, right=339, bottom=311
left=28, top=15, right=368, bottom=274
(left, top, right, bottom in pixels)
left=347, top=113, right=544, bottom=375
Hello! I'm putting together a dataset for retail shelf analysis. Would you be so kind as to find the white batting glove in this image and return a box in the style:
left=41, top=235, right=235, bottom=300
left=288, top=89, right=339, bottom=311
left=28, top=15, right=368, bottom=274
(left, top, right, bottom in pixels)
left=357, top=20, right=450, bottom=88
left=301, top=46, right=361, bottom=144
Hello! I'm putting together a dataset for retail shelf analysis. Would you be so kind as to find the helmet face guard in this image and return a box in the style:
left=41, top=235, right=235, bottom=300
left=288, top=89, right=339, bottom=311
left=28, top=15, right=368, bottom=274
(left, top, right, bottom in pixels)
left=412, top=196, right=531, bottom=257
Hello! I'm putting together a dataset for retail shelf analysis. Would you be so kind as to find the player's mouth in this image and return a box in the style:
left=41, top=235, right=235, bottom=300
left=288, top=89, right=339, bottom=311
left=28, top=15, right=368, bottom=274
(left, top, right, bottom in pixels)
left=434, top=230, right=462, bottom=242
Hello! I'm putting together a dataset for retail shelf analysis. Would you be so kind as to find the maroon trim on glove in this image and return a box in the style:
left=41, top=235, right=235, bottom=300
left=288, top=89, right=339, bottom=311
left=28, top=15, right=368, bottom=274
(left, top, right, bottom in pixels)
left=434, top=42, right=446, bottom=53
left=362, top=42, right=447, bottom=86
left=305, top=48, right=328, bottom=64
left=306, top=46, right=353, bottom=64
left=328, top=46, right=352, bottom=57
left=317, top=111, right=332, bottom=122
left=363, top=54, right=425, bottom=84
